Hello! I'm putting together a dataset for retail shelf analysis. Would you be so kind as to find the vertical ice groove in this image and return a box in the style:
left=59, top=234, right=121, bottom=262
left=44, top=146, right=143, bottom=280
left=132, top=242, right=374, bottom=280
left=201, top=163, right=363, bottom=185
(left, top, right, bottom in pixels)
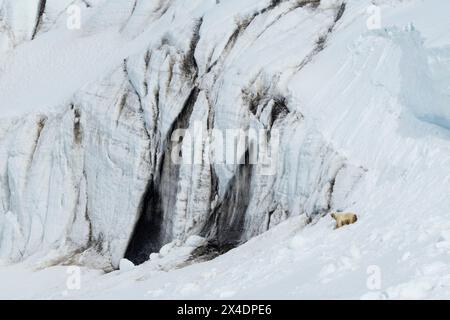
left=31, top=0, right=46, bottom=39
left=124, top=86, right=200, bottom=264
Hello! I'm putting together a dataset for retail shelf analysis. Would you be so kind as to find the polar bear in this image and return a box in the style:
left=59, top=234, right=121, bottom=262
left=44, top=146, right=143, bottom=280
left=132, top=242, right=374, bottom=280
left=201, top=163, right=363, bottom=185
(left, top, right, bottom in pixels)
left=331, top=212, right=358, bottom=229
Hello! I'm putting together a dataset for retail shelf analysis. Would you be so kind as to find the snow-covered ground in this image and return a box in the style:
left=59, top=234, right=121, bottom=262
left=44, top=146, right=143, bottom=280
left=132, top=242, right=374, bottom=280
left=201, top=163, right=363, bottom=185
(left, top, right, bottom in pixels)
left=2, top=213, right=450, bottom=299
left=0, top=0, right=450, bottom=299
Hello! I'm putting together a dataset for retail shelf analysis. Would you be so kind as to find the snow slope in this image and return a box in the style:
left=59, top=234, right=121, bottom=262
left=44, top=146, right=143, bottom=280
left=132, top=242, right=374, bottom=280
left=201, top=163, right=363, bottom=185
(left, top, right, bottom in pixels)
left=0, top=0, right=450, bottom=299
left=2, top=213, right=450, bottom=299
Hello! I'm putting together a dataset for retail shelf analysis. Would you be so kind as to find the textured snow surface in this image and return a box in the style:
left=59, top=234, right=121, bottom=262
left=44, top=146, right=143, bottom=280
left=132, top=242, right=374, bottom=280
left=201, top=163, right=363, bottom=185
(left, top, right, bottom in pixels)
left=0, top=0, right=450, bottom=299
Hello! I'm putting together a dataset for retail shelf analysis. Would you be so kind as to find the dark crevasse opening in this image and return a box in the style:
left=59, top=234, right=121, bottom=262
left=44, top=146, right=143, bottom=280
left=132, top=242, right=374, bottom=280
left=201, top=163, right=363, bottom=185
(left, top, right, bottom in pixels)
left=124, top=87, right=200, bottom=265
left=124, top=179, right=164, bottom=265
left=201, top=152, right=253, bottom=251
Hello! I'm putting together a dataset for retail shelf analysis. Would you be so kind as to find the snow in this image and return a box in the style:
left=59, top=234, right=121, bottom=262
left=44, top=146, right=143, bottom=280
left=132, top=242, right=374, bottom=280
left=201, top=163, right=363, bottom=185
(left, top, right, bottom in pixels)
left=119, top=258, right=135, bottom=272
left=1, top=212, right=450, bottom=299
left=0, top=30, right=128, bottom=118
left=0, top=0, right=450, bottom=299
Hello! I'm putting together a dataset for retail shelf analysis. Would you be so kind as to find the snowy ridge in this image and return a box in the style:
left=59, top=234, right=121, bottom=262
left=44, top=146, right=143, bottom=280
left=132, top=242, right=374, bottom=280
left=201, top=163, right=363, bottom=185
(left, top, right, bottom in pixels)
left=0, top=0, right=450, bottom=299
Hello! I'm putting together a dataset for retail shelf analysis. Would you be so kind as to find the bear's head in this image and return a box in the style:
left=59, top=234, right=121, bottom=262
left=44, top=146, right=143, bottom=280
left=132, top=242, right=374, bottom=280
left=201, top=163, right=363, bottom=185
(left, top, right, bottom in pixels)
left=331, top=212, right=336, bottom=219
